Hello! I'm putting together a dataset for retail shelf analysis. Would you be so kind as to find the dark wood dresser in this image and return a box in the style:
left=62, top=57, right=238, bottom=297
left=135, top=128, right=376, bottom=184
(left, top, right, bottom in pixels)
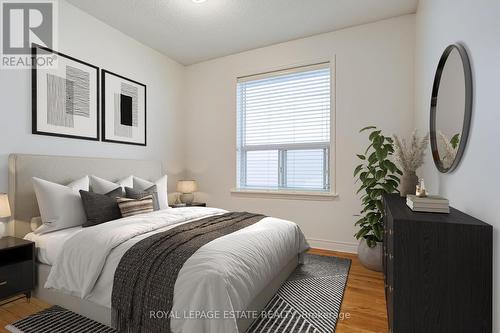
left=383, top=194, right=492, bottom=333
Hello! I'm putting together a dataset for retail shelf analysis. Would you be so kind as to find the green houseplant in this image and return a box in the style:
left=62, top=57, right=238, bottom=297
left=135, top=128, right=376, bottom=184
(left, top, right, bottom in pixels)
left=354, top=126, right=401, bottom=271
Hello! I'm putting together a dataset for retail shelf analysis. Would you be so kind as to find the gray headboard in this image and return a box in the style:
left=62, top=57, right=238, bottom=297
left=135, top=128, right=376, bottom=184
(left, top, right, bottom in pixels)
left=8, top=154, right=164, bottom=237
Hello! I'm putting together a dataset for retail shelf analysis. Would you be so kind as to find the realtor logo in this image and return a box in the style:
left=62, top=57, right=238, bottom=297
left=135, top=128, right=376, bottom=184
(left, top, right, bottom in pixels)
left=1, top=0, right=57, bottom=69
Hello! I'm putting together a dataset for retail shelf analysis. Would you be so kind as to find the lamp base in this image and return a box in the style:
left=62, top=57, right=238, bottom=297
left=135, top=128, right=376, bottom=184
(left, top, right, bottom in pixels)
left=180, top=193, right=194, bottom=204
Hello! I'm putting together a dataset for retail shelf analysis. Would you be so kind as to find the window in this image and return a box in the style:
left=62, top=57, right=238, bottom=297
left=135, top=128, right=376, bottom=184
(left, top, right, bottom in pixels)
left=236, top=63, right=331, bottom=192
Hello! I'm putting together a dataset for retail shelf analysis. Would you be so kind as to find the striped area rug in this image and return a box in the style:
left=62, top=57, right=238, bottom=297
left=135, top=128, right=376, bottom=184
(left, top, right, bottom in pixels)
left=246, top=254, right=351, bottom=333
left=4, top=254, right=350, bottom=333
left=5, top=305, right=116, bottom=333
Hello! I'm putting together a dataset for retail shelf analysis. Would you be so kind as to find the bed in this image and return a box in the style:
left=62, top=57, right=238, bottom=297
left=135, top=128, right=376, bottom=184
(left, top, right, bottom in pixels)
left=8, top=154, right=309, bottom=333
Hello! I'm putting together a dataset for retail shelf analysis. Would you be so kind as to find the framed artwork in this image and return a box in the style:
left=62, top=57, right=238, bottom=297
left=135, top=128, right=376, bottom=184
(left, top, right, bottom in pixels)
left=101, top=70, right=147, bottom=146
left=32, top=45, right=99, bottom=140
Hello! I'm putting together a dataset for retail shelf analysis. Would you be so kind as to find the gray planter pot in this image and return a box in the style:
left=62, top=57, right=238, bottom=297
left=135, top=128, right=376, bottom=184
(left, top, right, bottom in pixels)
left=399, top=171, right=418, bottom=197
left=357, top=239, right=383, bottom=272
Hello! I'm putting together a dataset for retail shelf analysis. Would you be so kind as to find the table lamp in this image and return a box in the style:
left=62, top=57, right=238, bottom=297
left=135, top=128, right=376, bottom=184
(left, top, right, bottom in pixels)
left=0, top=193, right=11, bottom=236
left=177, top=180, right=198, bottom=204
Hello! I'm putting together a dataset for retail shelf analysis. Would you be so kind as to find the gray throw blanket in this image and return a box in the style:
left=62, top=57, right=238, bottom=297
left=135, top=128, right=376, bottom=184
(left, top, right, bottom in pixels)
left=111, top=212, right=265, bottom=333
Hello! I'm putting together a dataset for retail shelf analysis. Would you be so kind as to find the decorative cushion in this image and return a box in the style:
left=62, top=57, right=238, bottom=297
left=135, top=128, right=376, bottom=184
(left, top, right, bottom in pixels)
left=89, top=175, right=133, bottom=195
left=133, top=175, right=169, bottom=210
left=79, top=187, right=123, bottom=227
left=125, top=185, right=160, bottom=211
left=32, top=176, right=89, bottom=234
left=116, top=195, right=154, bottom=218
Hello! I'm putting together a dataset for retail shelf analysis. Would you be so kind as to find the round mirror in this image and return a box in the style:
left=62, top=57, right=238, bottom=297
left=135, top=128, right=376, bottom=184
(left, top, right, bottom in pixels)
left=430, top=44, right=473, bottom=173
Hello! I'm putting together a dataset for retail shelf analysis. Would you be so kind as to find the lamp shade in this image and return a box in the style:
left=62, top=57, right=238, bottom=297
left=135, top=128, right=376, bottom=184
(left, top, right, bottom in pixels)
left=0, top=193, right=11, bottom=218
left=177, top=180, right=198, bottom=194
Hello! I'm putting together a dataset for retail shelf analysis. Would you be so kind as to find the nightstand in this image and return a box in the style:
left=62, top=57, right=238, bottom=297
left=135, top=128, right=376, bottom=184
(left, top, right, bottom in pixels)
left=170, top=202, right=207, bottom=208
left=0, top=237, right=34, bottom=303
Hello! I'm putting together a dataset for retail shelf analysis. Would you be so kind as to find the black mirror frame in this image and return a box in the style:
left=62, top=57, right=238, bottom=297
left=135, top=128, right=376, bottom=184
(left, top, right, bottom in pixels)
left=430, top=43, right=473, bottom=174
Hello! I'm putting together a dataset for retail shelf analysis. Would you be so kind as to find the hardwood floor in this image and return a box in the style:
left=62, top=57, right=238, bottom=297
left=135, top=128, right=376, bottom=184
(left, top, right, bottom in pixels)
left=309, top=249, right=388, bottom=333
left=0, top=249, right=388, bottom=333
left=0, top=297, right=50, bottom=333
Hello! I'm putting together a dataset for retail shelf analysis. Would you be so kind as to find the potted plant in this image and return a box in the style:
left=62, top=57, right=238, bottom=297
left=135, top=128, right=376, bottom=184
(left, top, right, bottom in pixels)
left=354, top=126, right=401, bottom=271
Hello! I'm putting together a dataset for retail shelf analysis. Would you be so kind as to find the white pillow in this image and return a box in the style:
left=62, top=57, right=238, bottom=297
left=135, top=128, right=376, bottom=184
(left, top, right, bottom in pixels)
left=90, top=175, right=133, bottom=195
left=30, top=216, right=42, bottom=232
left=32, top=176, right=89, bottom=234
left=133, top=175, right=169, bottom=210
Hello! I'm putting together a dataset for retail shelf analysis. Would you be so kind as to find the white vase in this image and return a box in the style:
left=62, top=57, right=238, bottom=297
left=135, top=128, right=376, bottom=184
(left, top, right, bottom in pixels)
left=357, top=239, right=383, bottom=272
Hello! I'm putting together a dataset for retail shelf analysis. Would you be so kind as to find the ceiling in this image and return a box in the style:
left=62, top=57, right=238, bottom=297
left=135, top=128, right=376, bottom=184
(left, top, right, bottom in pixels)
left=66, top=0, right=418, bottom=65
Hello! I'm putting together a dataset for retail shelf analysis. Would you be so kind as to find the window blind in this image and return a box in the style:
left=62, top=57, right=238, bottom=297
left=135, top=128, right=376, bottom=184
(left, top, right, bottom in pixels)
left=237, top=63, right=331, bottom=191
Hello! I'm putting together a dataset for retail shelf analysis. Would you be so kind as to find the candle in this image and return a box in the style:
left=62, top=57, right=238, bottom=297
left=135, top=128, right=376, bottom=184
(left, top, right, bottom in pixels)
left=415, top=179, right=427, bottom=197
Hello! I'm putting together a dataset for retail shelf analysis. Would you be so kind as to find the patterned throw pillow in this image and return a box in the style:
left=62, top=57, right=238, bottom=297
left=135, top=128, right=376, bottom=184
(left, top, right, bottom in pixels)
left=116, top=195, right=154, bottom=218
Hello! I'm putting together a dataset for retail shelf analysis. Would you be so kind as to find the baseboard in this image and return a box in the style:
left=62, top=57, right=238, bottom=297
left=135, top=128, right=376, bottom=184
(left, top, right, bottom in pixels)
left=307, top=238, right=358, bottom=254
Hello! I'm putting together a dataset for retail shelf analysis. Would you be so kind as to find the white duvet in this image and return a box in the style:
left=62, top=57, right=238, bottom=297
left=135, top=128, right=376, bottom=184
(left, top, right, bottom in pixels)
left=45, top=207, right=309, bottom=333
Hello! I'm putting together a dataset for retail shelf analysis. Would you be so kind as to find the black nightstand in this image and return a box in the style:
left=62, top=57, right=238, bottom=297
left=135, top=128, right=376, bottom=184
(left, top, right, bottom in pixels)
left=170, top=202, right=207, bottom=208
left=0, top=237, right=34, bottom=303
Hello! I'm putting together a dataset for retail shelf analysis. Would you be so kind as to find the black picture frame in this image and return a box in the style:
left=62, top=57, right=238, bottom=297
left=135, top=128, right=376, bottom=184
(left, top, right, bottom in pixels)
left=32, top=44, right=100, bottom=141
left=101, top=69, right=147, bottom=146
left=429, top=43, right=473, bottom=174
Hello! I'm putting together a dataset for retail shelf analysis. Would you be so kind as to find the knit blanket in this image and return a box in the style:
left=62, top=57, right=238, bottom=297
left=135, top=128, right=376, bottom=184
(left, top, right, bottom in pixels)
left=111, top=212, right=265, bottom=333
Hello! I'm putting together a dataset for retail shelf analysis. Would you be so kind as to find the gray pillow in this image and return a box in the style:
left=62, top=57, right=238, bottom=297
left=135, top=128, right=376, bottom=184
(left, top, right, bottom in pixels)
left=125, top=185, right=160, bottom=211
left=79, top=187, right=123, bottom=227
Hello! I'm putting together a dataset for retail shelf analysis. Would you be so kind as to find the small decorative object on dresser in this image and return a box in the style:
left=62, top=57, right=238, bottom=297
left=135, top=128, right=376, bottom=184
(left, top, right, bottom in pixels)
left=0, top=193, right=11, bottom=236
left=170, top=202, right=206, bottom=208
left=415, top=178, right=427, bottom=197
left=406, top=194, right=449, bottom=213
left=0, top=237, right=35, bottom=303
left=393, top=130, right=429, bottom=197
left=383, top=194, right=492, bottom=333
left=177, top=180, right=198, bottom=204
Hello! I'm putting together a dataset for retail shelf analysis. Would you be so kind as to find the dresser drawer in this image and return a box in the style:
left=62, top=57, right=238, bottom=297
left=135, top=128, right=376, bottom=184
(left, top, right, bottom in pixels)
left=0, top=260, right=34, bottom=300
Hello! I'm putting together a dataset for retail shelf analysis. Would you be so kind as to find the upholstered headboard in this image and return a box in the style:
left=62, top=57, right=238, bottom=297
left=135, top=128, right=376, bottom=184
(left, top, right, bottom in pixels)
left=8, top=154, right=164, bottom=237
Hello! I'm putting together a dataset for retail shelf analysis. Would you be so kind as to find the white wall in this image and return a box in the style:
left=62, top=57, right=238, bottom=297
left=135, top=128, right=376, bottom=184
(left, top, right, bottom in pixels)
left=0, top=0, right=185, bottom=222
left=414, top=0, right=500, bottom=330
left=184, top=15, right=415, bottom=252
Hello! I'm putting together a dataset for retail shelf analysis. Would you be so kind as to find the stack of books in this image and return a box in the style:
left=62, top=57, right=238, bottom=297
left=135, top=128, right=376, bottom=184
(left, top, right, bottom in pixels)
left=406, top=194, right=450, bottom=213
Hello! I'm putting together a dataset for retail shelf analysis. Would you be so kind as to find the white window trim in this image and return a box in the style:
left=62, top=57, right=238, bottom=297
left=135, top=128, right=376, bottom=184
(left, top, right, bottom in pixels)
left=230, top=188, right=338, bottom=201
left=234, top=57, right=337, bottom=199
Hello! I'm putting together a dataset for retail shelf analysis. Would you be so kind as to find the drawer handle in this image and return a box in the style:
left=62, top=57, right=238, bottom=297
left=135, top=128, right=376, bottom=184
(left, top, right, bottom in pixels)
left=389, top=254, right=394, bottom=260
left=0, top=281, right=7, bottom=286
left=389, top=229, right=393, bottom=235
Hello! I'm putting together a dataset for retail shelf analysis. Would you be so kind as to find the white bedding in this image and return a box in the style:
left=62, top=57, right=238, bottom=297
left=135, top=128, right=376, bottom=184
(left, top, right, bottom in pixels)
left=41, top=207, right=309, bottom=333
left=24, top=227, right=82, bottom=265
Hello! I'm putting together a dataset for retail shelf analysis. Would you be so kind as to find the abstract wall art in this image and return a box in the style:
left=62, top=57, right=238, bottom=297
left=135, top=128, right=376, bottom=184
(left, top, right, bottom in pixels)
left=101, top=70, right=146, bottom=146
left=32, top=45, right=99, bottom=140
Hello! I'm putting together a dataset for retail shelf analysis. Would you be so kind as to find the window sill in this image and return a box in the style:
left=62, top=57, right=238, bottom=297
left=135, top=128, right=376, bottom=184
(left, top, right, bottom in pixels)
left=230, top=188, right=338, bottom=201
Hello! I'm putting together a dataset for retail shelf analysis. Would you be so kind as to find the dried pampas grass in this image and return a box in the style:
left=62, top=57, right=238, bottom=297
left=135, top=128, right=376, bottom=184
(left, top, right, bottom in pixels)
left=438, top=131, right=459, bottom=169
left=393, top=130, right=429, bottom=173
